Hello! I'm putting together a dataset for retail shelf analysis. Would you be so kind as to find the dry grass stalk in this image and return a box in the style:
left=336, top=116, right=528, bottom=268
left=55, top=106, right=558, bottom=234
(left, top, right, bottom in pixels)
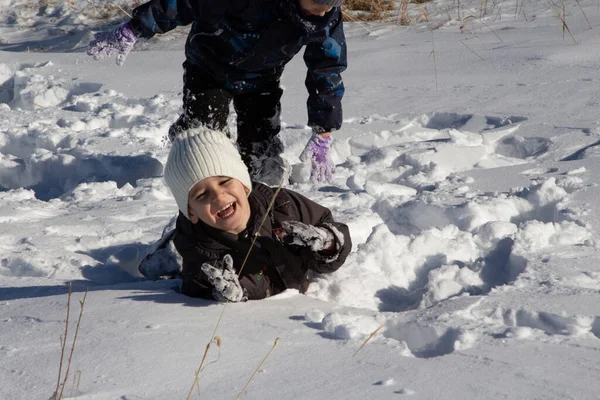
left=186, top=179, right=285, bottom=400
left=342, top=10, right=374, bottom=34
left=352, top=322, right=387, bottom=357
left=345, top=0, right=369, bottom=11
left=399, top=0, right=411, bottom=25
left=235, top=338, right=281, bottom=399
left=57, top=289, right=88, bottom=400
left=481, top=0, right=503, bottom=19
left=315, top=321, right=388, bottom=398
left=495, top=1, right=504, bottom=21
left=456, top=2, right=504, bottom=43
left=44, top=0, right=133, bottom=21
left=84, top=0, right=99, bottom=18
left=574, top=0, right=591, bottom=30
left=238, top=182, right=284, bottom=276
left=477, top=17, right=504, bottom=43
left=552, top=3, right=576, bottom=43
left=562, top=4, right=566, bottom=40
left=459, top=40, right=485, bottom=60
left=190, top=336, right=222, bottom=399
left=52, top=283, right=72, bottom=400
left=415, top=4, right=430, bottom=22
left=186, top=314, right=226, bottom=400
left=343, top=0, right=394, bottom=21
left=70, top=370, right=82, bottom=400
left=113, top=2, right=133, bottom=18
left=431, top=30, right=438, bottom=96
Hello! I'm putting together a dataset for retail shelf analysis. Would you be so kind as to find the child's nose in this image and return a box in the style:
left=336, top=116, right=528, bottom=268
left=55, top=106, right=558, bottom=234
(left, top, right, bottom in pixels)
left=213, top=188, right=228, bottom=202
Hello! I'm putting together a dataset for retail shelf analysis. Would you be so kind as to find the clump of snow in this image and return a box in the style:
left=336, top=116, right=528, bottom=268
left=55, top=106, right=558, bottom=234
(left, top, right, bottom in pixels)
left=515, top=221, right=593, bottom=251
left=567, top=166, right=586, bottom=175
left=60, top=181, right=137, bottom=203
left=305, top=309, right=326, bottom=323
left=320, top=311, right=384, bottom=340
left=421, top=264, right=483, bottom=308
left=10, top=64, right=72, bottom=109
left=395, top=388, right=416, bottom=395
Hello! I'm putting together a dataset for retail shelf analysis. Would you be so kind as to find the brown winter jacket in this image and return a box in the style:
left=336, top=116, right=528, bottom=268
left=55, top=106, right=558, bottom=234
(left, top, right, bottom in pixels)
left=173, top=183, right=352, bottom=300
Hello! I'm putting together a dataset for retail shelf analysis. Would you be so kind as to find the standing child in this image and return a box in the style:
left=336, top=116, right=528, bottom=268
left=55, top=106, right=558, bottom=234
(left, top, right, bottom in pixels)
left=87, top=0, right=347, bottom=185
left=163, top=128, right=351, bottom=301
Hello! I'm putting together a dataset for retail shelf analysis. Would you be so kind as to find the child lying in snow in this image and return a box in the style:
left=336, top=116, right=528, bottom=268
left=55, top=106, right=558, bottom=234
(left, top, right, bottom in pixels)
left=163, top=128, right=352, bottom=301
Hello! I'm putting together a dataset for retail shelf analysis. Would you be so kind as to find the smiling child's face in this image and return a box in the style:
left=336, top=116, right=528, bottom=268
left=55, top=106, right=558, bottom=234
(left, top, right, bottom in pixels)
left=187, top=176, right=251, bottom=234
left=298, top=0, right=334, bottom=17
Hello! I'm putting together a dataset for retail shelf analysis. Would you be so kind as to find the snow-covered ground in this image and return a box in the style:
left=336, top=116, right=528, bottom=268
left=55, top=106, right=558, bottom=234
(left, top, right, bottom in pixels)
left=3, top=0, right=600, bottom=399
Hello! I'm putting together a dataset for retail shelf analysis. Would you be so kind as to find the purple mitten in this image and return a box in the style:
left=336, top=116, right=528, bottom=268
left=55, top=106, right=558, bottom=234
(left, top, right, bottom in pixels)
left=299, top=132, right=335, bottom=183
left=87, top=23, right=137, bottom=66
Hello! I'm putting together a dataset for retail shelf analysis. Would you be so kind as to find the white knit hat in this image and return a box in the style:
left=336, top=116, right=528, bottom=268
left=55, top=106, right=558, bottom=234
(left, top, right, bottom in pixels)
left=164, top=128, right=252, bottom=220
left=314, top=0, right=343, bottom=6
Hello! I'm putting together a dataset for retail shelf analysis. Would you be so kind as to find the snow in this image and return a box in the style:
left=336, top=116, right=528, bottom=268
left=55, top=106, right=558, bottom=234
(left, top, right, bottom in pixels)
left=3, top=0, right=600, bottom=399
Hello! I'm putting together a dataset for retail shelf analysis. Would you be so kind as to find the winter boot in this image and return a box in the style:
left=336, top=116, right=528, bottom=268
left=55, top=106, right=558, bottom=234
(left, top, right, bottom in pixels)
left=138, top=215, right=183, bottom=280
left=240, top=137, right=290, bottom=187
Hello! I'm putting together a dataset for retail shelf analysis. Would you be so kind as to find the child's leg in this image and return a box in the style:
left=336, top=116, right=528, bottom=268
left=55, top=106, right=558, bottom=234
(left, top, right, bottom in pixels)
left=168, top=65, right=233, bottom=141
left=233, top=83, right=288, bottom=185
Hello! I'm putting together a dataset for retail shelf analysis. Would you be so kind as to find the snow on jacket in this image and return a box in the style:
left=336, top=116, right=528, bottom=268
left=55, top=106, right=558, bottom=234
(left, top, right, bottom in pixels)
left=173, top=182, right=352, bottom=300
left=128, top=0, right=347, bottom=133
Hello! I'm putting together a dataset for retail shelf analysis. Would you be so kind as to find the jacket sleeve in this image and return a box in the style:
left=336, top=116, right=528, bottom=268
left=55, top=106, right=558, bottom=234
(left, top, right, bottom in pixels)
left=176, top=247, right=216, bottom=299
left=303, top=9, right=347, bottom=134
left=128, top=0, right=198, bottom=38
left=172, top=214, right=218, bottom=299
left=283, top=189, right=352, bottom=274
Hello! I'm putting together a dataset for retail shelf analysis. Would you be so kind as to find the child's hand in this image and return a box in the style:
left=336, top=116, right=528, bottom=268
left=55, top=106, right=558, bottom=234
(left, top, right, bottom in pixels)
left=201, top=255, right=247, bottom=302
left=300, top=132, right=335, bottom=183
left=280, top=221, right=335, bottom=253
left=87, top=23, right=137, bottom=66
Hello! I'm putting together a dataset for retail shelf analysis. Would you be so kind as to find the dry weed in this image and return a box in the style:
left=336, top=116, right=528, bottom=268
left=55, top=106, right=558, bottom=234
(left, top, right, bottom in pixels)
left=50, top=284, right=88, bottom=400
left=344, top=0, right=434, bottom=23
left=343, top=0, right=395, bottom=21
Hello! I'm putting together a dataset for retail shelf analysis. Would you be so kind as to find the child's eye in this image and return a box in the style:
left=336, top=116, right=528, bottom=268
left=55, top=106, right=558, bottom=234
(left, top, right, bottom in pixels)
left=221, top=178, right=232, bottom=185
left=195, top=192, right=206, bottom=200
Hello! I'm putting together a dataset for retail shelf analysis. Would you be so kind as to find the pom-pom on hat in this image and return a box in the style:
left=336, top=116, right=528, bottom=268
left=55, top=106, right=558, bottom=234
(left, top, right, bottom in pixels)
left=164, top=128, right=252, bottom=219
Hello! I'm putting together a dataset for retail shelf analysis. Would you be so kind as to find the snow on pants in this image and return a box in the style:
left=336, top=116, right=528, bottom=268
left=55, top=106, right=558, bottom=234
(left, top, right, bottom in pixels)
left=168, top=64, right=284, bottom=170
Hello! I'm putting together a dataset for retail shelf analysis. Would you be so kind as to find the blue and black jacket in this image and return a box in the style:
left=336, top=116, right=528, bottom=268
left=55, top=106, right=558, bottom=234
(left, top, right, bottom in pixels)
left=129, top=0, right=347, bottom=133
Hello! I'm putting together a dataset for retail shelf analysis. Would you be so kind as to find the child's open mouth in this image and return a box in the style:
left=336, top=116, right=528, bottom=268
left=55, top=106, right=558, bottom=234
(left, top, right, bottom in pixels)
left=216, top=202, right=236, bottom=219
